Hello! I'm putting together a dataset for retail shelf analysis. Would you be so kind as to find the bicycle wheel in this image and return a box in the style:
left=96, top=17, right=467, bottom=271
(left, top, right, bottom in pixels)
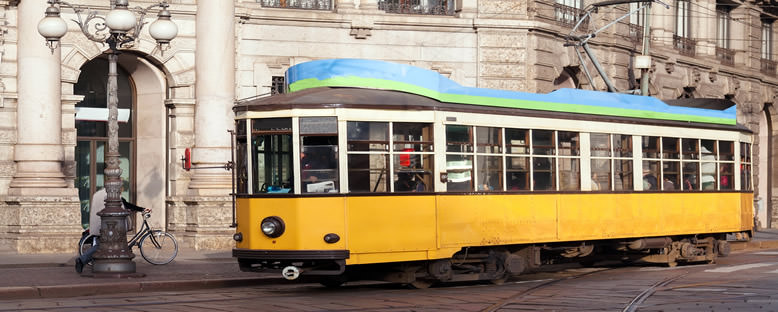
left=139, top=230, right=178, bottom=265
left=78, top=234, right=97, bottom=257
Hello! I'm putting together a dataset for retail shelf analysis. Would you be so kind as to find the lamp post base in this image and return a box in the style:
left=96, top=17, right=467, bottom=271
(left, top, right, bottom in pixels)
left=93, top=260, right=136, bottom=273
left=85, top=260, right=145, bottom=278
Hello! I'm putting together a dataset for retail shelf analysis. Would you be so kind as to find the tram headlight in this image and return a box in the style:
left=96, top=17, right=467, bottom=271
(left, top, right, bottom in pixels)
left=260, top=216, right=285, bottom=238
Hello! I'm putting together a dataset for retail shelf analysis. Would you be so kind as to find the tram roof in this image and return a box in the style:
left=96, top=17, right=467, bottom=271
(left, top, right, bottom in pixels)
left=237, top=59, right=737, bottom=126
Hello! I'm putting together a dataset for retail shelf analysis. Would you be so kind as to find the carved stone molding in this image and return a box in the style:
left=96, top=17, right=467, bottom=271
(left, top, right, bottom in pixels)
left=350, top=27, right=372, bottom=39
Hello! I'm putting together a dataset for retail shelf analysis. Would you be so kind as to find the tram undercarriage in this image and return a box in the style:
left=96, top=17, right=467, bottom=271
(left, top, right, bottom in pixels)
left=237, top=232, right=746, bottom=288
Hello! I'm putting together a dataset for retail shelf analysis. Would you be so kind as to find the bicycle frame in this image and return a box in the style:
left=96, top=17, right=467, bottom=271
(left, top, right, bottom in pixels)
left=128, top=213, right=161, bottom=249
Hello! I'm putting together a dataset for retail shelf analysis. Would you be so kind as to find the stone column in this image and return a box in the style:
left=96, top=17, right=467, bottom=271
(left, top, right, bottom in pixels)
left=10, top=0, right=69, bottom=194
left=650, top=2, right=672, bottom=47
left=457, top=0, right=477, bottom=18
left=190, top=0, right=235, bottom=195
left=336, top=0, right=356, bottom=12
left=176, top=0, right=235, bottom=250
left=1, top=0, right=80, bottom=253
left=359, top=0, right=379, bottom=11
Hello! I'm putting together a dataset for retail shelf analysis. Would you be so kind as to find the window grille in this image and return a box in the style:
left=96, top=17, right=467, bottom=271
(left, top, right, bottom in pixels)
left=271, top=76, right=285, bottom=95
left=260, top=0, right=332, bottom=10
left=378, top=0, right=454, bottom=15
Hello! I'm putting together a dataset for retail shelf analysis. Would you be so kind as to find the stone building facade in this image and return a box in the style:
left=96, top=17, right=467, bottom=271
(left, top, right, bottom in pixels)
left=0, top=0, right=775, bottom=253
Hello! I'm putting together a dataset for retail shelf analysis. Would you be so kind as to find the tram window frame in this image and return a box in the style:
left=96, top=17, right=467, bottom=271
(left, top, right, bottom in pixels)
left=393, top=122, right=434, bottom=153
left=741, top=142, right=753, bottom=191
left=251, top=118, right=294, bottom=194
left=613, top=135, right=633, bottom=190
left=236, top=119, right=248, bottom=194
left=476, top=126, right=503, bottom=191
left=506, top=128, right=530, bottom=190
left=393, top=122, right=434, bottom=192
left=506, top=128, right=530, bottom=155
left=662, top=137, right=680, bottom=159
left=346, top=121, right=390, bottom=193
left=700, top=140, right=717, bottom=190
left=642, top=136, right=660, bottom=158
left=680, top=138, right=699, bottom=191
left=446, top=125, right=473, bottom=153
left=533, top=156, right=556, bottom=191
left=347, top=121, right=434, bottom=193
left=300, top=117, right=339, bottom=194
left=719, top=140, right=735, bottom=190
left=445, top=125, right=474, bottom=191
left=590, top=133, right=611, bottom=191
left=720, top=141, right=734, bottom=161
left=532, top=130, right=555, bottom=155
left=557, top=131, right=580, bottom=191
left=590, top=133, right=633, bottom=191
left=531, top=129, right=558, bottom=191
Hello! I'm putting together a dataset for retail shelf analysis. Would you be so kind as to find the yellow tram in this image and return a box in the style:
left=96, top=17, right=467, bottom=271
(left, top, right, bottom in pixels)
left=231, top=59, right=753, bottom=287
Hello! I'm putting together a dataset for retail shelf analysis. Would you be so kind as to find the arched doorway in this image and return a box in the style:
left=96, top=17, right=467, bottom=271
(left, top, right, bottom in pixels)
left=73, top=53, right=169, bottom=230
left=74, top=57, right=135, bottom=229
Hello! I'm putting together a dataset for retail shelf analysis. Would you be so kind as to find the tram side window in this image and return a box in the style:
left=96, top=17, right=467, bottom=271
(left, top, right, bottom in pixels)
left=700, top=140, right=717, bottom=190
left=642, top=136, right=660, bottom=191
left=476, top=127, right=502, bottom=191
left=719, top=141, right=734, bottom=190
left=558, top=131, right=580, bottom=191
left=590, top=133, right=611, bottom=191
left=532, top=130, right=556, bottom=190
left=661, top=137, right=680, bottom=190
left=445, top=125, right=473, bottom=191
left=251, top=118, right=293, bottom=194
left=394, top=123, right=434, bottom=192
left=347, top=121, right=389, bottom=193
left=613, top=135, right=633, bottom=190
left=681, top=138, right=699, bottom=191
left=642, top=160, right=660, bottom=190
left=741, top=142, right=752, bottom=190
left=300, top=117, right=339, bottom=193
left=506, top=128, right=530, bottom=190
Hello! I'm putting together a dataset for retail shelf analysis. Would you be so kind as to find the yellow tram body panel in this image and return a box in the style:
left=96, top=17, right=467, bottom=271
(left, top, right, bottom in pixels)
left=236, top=192, right=753, bottom=266
left=235, top=197, right=348, bottom=251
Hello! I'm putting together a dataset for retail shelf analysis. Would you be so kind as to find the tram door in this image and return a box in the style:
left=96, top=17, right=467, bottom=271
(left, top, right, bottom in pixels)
left=74, top=58, right=135, bottom=229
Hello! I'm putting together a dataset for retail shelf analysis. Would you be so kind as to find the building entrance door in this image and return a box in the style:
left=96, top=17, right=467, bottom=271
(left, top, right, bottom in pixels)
left=73, top=57, right=136, bottom=229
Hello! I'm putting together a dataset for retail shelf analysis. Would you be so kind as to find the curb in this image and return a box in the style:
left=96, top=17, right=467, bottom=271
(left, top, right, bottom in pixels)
left=0, top=277, right=286, bottom=300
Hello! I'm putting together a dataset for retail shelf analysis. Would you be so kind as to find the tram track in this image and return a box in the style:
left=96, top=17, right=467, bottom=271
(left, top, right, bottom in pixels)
left=481, top=263, right=720, bottom=312
left=621, top=272, right=688, bottom=312
left=480, top=268, right=614, bottom=312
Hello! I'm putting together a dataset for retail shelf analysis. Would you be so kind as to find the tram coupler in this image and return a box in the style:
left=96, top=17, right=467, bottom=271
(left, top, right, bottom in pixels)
left=282, top=266, right=302, bottom=280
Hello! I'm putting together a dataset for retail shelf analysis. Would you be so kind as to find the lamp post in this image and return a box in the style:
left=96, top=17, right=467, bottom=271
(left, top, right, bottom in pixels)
left=37, top=0, right=177, bottom=276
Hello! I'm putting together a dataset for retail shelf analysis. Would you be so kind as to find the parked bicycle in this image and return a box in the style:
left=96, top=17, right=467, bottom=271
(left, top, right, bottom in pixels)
left=79, top=212, right=178, bottom=265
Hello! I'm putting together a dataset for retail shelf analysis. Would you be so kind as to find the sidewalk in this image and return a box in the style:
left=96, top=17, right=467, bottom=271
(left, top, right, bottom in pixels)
left=1, top=229, right=777, bottom=300
left=0, top=246, right=284, bottom=299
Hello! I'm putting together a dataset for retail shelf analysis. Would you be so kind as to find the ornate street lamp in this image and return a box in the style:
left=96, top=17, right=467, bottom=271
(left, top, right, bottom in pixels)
left=37, top=0, right=177, bottom=276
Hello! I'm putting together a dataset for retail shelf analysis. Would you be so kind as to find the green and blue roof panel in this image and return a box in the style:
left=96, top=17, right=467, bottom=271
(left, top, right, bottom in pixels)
left=285, top=59, right=736, bottom=125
